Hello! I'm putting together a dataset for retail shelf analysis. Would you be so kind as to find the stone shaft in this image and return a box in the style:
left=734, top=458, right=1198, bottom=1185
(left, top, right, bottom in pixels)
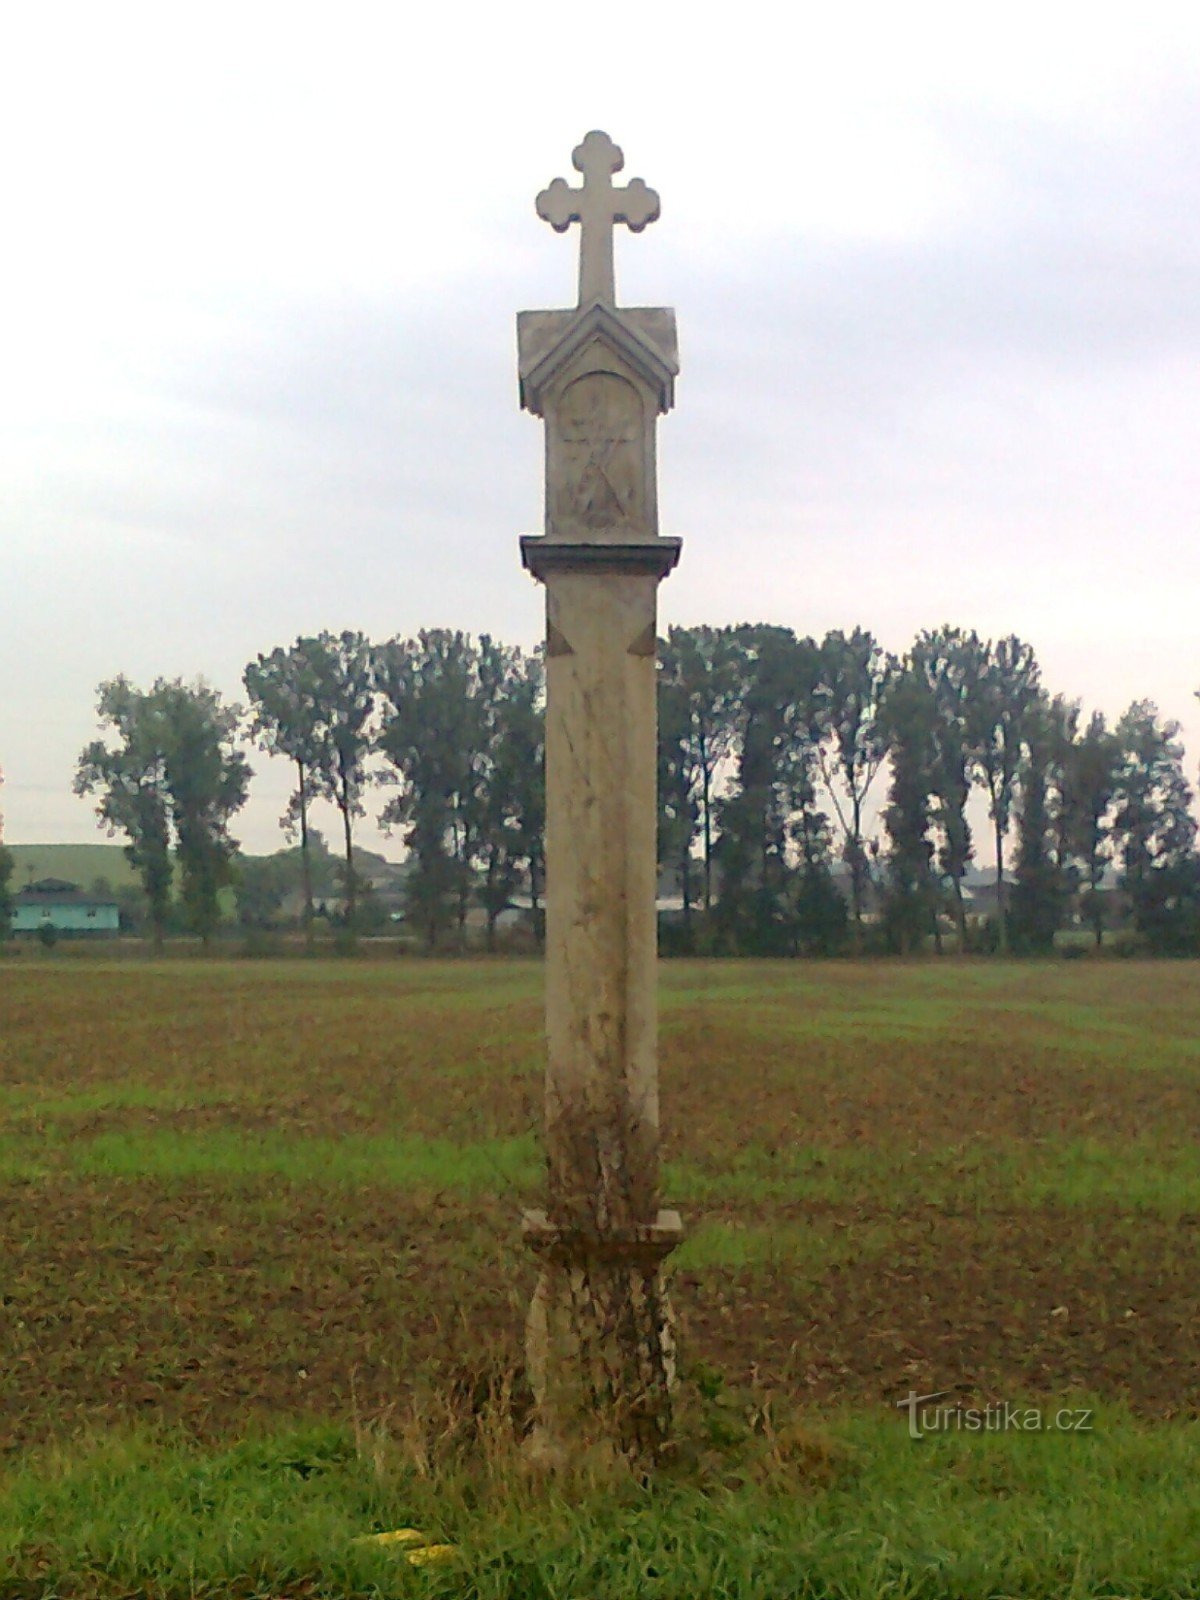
left=542, top=568, right=660, bottom=1228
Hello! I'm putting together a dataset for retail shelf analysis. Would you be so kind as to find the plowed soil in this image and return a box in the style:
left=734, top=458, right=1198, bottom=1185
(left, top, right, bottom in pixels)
left=1, top=958, right=1197, bottom=1448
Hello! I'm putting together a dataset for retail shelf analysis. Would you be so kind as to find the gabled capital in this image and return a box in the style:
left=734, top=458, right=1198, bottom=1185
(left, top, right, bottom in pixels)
left=518, top=302, right=679, bottom=417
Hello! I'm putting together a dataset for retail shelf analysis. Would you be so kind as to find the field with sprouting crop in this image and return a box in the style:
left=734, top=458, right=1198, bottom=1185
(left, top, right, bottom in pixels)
left=1, top=956, right=1198, bottom=1599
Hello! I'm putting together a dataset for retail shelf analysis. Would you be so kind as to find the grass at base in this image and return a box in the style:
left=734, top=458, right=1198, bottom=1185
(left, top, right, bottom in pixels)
left=2, top=1407, right=1198, bottom=1600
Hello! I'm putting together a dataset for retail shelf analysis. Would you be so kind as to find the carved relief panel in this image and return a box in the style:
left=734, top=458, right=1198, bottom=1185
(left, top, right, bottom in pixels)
left=551, top=371, right=647, bottom=538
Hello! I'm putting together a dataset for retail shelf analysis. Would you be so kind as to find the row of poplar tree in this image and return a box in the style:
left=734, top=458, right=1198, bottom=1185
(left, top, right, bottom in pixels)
left=56, top=624, right=1200, bottom=955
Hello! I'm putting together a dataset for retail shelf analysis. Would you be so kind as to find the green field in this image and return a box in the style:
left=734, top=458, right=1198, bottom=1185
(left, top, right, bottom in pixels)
left=1, top=958, right=1198, bottom=1598
left=6, top=843, right=139, bottom=892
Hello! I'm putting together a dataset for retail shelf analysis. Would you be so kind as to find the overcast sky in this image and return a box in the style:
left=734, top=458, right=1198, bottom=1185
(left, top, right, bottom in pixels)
left=2, top=1, right=1198, bottom=859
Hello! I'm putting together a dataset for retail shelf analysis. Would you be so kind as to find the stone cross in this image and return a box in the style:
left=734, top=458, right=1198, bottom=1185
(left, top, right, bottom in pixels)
left=536, top=130, right=660, bottom=307
left=518, top=134, right=682, bottom=1467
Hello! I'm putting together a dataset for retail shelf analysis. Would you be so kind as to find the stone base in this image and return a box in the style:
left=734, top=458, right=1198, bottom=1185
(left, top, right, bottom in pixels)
left=522, top=1208, right=682, bottom=1467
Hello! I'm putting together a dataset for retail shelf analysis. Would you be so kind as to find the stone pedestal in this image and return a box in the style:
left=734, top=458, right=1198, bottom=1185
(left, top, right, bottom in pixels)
left=518, top=132, right=683, bottom=1464
left=521, top=1207, right=682, bottom=1465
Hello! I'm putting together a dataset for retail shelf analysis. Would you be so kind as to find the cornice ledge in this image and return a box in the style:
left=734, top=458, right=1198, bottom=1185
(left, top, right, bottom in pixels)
left=520, top=536, right=683, bottom=580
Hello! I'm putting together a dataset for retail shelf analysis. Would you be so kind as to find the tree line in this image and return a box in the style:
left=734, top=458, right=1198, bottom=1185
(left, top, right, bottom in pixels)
left=662, top=625, right=1198, bottom=956
left=0, top=770, right=13, bottom=932
left=58, top=625, right=1200, bottom=956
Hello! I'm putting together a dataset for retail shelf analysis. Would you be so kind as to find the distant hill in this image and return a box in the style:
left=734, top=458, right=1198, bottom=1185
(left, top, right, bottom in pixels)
left=8, top=843, right=140, bottom=892
left=354, top=845, right=410, bottom=887
left=6, top=841, right=408, bottom=900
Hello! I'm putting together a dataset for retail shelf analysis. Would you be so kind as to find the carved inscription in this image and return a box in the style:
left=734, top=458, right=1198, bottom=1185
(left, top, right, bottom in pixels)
left=555, top=372, right=644, bottom=534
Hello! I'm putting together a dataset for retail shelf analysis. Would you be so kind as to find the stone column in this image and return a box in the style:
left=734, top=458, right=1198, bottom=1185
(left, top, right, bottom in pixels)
left=517, top=132, right=683, bottom=1465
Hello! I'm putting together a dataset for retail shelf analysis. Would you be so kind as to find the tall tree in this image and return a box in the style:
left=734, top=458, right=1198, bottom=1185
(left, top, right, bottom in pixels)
left=1008, top=693, right=1073, bottom=953
left=817, top=627, right=893, bottom=949
left=658, top=627, right=742, bottom=915
left=657, top=660, right=700, bottom=938
left=156, top=680, right=252, bottom=944
left=971, top=635, right=1041, bottom=950
left=243, top=641, right=326, bottom=947
left=911, top=626, right=989, bottom=951
left=789, top=778, right=846, bottom=956
left=715, top=627, right=825, bottom=954
left=504, top=648, right=546, bottom=945
left=306, top=631, right=376, bottom=931
left=475, top=638, right=544, bottom=950
left=376, top=631, right=546, bottom=950
left=75, top=677, right=175, bottom=950
left=1063, top=710, right=1122, bottom=947
left=75, top=677, right=250, bottom=947
left=879, top=663, right=939, bottom=953
left=1112, top=701, right=1198, bottom=951
left=374, top=629, right=481, bottom=949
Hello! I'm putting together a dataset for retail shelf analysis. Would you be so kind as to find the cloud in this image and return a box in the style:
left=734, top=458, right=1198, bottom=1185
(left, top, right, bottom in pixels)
left=3, top=49, right=1198, bottom=853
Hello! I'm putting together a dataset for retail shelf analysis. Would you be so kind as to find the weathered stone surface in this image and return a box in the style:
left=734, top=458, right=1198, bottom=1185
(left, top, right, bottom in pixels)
left=518, top=132, right=683, bottom=1465
left=520, top=537, right=681, bottom=580
left=535, top=129, right=660, bottom=308
left=540, top=570, right=662, bottom=1227
left=517, top=305, right=679, bottom=410
left=523, top=1209, right=682, bottom=1465
left=517, top=305, right=678, bottom=543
